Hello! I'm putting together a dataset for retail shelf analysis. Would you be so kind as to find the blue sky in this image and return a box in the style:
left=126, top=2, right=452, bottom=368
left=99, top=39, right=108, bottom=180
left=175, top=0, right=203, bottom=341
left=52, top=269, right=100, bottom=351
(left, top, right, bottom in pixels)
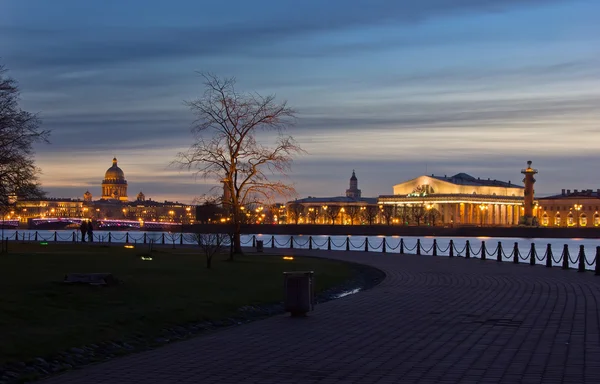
left=1, top=0, right=599, bottom=203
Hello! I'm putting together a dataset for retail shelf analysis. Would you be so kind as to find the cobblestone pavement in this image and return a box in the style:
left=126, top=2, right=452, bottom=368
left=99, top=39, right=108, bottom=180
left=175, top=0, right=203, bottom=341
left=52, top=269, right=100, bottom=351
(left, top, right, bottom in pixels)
left=40, top=249, right=600, bottom=384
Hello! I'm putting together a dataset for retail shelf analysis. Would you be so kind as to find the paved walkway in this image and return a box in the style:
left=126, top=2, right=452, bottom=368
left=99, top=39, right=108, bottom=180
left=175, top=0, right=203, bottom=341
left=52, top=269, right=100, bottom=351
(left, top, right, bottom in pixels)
left=41, top=249, right=600, bottom=384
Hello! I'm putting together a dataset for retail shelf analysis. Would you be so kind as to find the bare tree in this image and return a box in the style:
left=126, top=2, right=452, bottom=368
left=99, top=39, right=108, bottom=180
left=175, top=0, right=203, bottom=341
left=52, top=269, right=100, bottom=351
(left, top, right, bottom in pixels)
left=176, top=74, right=304, bottom=257
left=324, top=205, right=341, bottom=225
left=0, top=64, right=49, bottom=213
left=362, top=206, right=378, bottom=225
left=412, top=205, right=426, bottom=226
left=306, top=206, right=318, bottom=224
left=287, top=202, right=304, bottom=224
left=345, top=206, right=361, bottom=225
left=188, top=233, right=228, bottom=269
left=397, top=205, right=411, bottom=226
left=381, top=205, right=395, bottom=225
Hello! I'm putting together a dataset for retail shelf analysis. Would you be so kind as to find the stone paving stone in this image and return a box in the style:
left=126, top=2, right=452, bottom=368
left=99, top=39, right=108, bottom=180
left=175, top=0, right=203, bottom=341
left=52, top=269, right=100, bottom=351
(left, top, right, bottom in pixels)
left=38, top=248, right=600, bottom=384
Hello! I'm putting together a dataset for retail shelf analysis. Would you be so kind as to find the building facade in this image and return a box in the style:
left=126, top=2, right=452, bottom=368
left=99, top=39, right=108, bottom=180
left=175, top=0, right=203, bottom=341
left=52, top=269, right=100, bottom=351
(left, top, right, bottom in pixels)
left=11, top=157, right=196, bottom=225
left=287, top=171, right=379, bottom=224
left=378, top=172, right=528, bottom=226
left=538, top=189, right=600, bottom=227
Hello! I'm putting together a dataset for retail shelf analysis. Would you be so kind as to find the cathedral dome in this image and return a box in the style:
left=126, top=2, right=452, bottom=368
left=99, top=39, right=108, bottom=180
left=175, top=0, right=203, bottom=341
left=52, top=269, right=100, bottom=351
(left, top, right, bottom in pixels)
left=104, top=157, right=125, bottom=181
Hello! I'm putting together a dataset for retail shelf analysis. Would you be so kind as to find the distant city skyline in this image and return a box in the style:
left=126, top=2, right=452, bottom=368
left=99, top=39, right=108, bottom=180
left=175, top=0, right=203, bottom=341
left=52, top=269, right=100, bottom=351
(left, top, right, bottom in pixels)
left=1, top=0, right=599, bottom=204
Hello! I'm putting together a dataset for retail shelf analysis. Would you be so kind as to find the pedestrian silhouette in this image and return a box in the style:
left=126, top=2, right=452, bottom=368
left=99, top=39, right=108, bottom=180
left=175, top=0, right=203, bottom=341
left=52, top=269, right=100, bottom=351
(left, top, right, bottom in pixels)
left=80, top=221, right=88, bottom=242
left=87, top=221, right=94, bottom=242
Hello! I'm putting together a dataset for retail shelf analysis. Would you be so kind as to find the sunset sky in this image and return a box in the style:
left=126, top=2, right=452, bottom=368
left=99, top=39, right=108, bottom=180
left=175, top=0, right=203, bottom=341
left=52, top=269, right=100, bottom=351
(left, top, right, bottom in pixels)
left=1, top=0, right=599, bottom=203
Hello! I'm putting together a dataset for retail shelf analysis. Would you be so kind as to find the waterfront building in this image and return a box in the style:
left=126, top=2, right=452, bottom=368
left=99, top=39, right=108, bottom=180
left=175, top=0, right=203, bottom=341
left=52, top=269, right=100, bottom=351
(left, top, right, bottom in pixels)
left=10, top=157, right=196, bottom=225
left=287, top=171, right=379, bottom=224
left=378, top=170, right=528, bottom=226
left=538, top=189, right=600, bottom=227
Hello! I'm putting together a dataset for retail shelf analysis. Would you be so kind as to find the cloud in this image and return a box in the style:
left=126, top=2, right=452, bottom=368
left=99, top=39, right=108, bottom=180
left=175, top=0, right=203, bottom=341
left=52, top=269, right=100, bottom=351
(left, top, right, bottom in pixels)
left=0, top=0, right=574, bottom=69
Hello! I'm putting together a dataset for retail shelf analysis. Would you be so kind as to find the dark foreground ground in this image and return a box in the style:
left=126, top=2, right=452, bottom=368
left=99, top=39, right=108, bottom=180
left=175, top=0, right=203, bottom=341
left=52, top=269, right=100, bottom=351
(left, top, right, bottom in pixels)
left=39, top=247, right=600, bottom=384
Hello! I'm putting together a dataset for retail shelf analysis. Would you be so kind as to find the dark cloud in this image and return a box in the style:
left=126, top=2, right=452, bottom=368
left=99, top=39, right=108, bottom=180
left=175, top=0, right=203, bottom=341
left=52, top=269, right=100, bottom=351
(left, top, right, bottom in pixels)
left=1, top=0, right=571, bottom=69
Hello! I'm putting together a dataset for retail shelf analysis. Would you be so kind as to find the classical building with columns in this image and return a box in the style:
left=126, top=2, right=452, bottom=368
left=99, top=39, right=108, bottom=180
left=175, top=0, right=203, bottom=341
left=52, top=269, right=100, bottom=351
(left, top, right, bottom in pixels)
left=378, top=172, right=529, bottom=226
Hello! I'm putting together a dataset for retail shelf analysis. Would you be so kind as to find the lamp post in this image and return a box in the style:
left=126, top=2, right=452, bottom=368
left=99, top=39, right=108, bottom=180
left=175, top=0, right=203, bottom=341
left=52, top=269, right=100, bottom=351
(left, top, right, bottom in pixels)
left=574, top=204, right=582, bottom=227
left=479, top=204, right=488, bottom=227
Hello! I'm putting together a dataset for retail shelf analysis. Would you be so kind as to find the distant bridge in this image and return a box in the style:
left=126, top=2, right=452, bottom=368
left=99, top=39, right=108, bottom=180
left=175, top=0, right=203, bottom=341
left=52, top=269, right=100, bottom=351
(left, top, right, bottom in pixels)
left=28, top=217, right=181, bottom=230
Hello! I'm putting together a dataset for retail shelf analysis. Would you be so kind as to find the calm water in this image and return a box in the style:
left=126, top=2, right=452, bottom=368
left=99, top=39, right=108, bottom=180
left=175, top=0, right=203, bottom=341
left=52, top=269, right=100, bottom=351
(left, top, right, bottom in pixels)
left=5, top=229, right=600, bottom=270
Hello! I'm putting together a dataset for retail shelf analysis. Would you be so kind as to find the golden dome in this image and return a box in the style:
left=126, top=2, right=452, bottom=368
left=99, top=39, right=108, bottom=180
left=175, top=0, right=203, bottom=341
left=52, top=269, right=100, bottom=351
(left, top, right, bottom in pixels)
left=104, top=157, right=125, bottom=181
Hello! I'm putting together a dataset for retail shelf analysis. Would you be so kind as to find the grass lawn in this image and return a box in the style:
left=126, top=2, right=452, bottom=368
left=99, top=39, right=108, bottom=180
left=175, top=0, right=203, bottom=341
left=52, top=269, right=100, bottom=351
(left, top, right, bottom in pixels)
left=0, top=242, right=354, bottom=363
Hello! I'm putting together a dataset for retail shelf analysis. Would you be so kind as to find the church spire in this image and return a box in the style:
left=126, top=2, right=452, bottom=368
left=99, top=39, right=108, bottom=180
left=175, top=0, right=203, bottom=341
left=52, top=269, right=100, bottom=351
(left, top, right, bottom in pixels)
left=346, top=170, right=361, bottom=199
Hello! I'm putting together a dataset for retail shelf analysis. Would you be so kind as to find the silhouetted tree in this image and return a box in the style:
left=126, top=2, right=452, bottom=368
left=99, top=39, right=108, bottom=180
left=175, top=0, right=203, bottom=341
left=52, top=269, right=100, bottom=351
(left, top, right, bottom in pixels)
left=412, top=205, right=426, bottom=226
left=362, top=206, right=378, bottom=225
left=287, top=202, right=304, bottom=224
left=381, top=205, right=395, bottom=225
left=0, top=64, right=49, bottom=213
left=345, top=206, right=361, bottom=225
left=176, top=73, right=304, bottom=257
left=324, top=205, right=341, bottom=225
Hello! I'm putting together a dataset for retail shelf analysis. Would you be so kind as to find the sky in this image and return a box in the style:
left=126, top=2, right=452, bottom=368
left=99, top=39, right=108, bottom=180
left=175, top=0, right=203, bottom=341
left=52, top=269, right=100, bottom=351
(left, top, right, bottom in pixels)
left=1, top=0, right=599, bottom=203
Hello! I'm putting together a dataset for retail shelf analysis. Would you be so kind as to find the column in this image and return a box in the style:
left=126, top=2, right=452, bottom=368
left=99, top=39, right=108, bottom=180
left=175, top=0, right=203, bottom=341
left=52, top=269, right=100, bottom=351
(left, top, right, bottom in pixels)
left=454, top=204, right=460, bottom=225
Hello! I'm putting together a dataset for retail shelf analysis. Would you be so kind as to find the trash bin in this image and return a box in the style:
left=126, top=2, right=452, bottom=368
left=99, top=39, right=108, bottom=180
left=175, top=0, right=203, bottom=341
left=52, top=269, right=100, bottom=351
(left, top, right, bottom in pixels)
left=256, top=240, right=264, bottom=252
left=283, top=271, right=314, bottom=317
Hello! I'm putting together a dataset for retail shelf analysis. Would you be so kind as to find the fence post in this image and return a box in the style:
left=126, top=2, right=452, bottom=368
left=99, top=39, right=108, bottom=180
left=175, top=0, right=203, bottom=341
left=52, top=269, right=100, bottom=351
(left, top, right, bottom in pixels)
left=290, top=236, right=294, bottom=249
left=54, top=231, right=58, bottom=242
left=449, top=240, right=454, bottom=257
left=72, top=232, right=76, bottom=242
left=578, top=245, right=586, bottom=272
left=108, top=232, right=112, bottom=243
left=465, top=240, right=470, bottom=259
left=414, top=239, right=420, bottom=255
left=364, top=237, right=369, bottom=252
left=595, top=247, right=600, bottom=276
left=496, top=242, right=502, bottom=262
left=382, top=238, right=387, bottom=253
left=481, top=241, right=486, bottom=261
left=530, top=243, right=536, bottom=266
left=400, top=239, right=404, bottom=254
left=546, top=244, right=552, bottom=268
left=513, top=242, right=519, bottom=264
left=126, top=232, right=129, bottom=243
left=252, top=235, right=256, bottom=248
left=143, top=233, right=147, bottom=244
left=346, top=237, right=350, bottom=251
left=309, top=236, right=313, bottom=250
left=15, top=231, right=18, bottom=242
left=432, top=239, right=437, bottom=256
left=35, top=231, right=38, bottom=241
left=271, top=235, right=275, bottom=248
left=562, top=244, right=569, bottom=269
left=327, top=237, right=331, bottom=251
left=161, top=233, right=165, bottom=244
left=180, top=233, right=184, bottom=245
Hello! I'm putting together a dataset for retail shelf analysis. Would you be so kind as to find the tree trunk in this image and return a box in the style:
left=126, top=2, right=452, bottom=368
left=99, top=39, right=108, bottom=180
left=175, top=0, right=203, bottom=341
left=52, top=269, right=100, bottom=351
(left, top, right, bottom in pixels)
left=233, top=225, right=243, bottom=255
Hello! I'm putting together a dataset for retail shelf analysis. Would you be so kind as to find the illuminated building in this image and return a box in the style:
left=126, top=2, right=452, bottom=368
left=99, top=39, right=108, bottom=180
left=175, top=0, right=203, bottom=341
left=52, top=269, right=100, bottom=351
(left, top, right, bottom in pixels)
left=538, top=189, right=600, bottom=227
left=378, top=171, right=526, bottom=226
left=101, top=157, right=128, bottom=201
left=287, top=171, right=379, bottom=224
left=289, top=164, right=535, bottom=226
left=12, top=157, right=196, bottom=225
